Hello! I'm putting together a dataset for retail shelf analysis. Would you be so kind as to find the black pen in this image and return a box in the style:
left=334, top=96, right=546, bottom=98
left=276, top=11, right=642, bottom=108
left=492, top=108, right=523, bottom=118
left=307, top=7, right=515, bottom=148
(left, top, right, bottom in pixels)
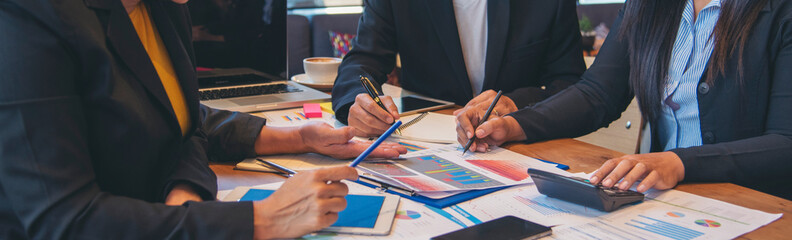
left=358, top=174, right=417, bottom=196
left=359, top=75, right=402, bottom=135
left=255, top=158, right=296, bottom=177
left=462, top=90, right=503, bottom=154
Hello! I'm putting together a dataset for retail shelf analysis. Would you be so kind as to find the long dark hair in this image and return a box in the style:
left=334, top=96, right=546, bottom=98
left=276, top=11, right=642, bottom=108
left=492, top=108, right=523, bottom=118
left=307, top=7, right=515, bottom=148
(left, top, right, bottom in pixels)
left=619, top=0, right=767, bottom=121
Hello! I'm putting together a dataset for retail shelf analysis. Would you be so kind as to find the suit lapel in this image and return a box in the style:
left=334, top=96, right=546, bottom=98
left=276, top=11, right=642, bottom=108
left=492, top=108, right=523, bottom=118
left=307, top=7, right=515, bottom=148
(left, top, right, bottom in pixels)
left=426, top=0, right=474, bottom=99
left=482, top=0, right=509, bottom=91
left=148, top=1, right=199, bottom=130
left=86, top=0, right=181, bottom=134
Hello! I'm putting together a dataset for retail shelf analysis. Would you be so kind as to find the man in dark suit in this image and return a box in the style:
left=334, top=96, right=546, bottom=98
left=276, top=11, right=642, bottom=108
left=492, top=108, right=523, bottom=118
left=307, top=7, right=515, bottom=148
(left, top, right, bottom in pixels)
left=0, top=0, right=404, bottom=238
left=331, top=0, right=586, bottom=136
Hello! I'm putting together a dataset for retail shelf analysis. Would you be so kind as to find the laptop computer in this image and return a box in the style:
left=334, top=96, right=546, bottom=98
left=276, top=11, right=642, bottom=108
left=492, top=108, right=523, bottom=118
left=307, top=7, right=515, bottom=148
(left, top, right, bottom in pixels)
left=188, top=0, right=329, bottom=112
left=197, top=68, right=329, bottom=112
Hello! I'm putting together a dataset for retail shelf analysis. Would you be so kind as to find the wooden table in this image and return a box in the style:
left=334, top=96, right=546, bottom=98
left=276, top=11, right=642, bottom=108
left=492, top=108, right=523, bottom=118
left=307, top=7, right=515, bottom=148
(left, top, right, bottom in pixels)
left=210, top=109, right=791, bottom=239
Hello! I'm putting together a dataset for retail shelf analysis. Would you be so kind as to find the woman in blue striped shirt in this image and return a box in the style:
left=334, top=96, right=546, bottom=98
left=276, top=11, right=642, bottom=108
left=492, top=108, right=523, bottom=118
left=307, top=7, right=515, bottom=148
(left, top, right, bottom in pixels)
left=456, top=0, right=792, bottom=199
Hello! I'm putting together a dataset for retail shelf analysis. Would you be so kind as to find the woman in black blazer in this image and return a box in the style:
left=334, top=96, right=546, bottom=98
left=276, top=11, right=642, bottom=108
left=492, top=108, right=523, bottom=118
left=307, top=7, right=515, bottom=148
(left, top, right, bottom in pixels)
left=456, top=0, right=792, bottom=199
left=0, top=0, right=405, bottom=239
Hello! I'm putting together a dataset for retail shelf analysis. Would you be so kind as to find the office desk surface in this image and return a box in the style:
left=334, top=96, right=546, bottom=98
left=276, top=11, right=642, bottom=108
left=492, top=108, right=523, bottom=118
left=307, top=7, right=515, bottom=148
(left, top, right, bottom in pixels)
left=209, top=109, right=791, bottom=239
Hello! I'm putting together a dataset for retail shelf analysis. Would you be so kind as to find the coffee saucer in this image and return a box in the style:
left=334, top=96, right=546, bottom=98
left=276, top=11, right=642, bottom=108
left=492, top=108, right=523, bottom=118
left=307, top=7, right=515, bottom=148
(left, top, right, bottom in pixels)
left=291, top=73, right=334, bottom=91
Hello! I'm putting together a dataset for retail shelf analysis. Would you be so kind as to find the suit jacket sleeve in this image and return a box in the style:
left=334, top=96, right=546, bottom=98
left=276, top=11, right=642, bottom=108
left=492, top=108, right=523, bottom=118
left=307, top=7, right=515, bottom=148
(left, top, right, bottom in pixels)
left=0, top=5, right=252, bottom=239
left=507, top=8, right=633, bottom=142
left=504, top=0, right=586, bottom=108
left=331, top=0, right=398, bottom=124
left=669, top=15, right=792, bottom=185
left=162, top=105, right=268, bottom=201
left=199, top=105, right=267, bottom=162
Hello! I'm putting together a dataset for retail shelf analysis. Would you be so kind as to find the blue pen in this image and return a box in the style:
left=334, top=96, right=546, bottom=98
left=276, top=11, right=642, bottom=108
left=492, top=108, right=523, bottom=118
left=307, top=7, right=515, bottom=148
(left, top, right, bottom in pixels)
left=349, top=120, right=403, bottom=167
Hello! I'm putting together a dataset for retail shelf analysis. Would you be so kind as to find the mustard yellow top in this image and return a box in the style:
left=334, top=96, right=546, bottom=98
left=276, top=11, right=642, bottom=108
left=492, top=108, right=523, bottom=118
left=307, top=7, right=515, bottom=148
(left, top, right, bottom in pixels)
left=129, top=2, right=191, bottom=136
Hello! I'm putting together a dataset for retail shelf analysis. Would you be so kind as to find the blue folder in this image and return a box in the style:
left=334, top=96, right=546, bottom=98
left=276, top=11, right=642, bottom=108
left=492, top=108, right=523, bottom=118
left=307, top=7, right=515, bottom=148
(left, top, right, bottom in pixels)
left=354, top=179, right=510, bottom=209
left=538, top=158, right=570, bottom=170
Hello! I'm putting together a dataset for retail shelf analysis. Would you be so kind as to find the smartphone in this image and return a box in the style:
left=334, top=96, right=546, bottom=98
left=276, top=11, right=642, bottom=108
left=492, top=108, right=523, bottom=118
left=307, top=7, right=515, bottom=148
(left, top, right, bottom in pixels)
left=431, top=216, right=552, bottom=240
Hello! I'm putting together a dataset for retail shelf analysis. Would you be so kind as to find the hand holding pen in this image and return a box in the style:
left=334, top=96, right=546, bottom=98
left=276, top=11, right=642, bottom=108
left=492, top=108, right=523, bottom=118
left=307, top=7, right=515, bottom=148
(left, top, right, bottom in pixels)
left=456, top=90, right=528, bottom=153
left=461, top=91, right=503, bottom=154
left=257, top=121, right=413, bottom=196
left=347, top=75, right=402, bottom=137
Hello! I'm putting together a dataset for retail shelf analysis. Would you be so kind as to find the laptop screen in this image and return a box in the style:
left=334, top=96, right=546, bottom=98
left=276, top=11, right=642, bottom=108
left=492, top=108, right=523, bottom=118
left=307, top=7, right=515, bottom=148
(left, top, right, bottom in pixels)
left=187, top=0, right=287, bottom=80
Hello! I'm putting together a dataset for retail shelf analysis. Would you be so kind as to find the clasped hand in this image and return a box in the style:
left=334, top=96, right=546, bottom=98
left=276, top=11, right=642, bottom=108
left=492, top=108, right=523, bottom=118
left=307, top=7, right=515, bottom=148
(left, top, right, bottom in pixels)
left=454, top=90, right=524, bottom=152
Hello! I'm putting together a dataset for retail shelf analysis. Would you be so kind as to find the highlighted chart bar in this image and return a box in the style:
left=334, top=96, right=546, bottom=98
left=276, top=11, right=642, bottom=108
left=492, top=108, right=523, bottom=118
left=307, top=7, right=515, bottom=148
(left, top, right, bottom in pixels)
left=425, top=167, right=463, bottom=174
left=444, top=175, right=481, bottom=182
left=446, top=171, right=471, bottom=176
left=459, top=179, right=490, bottom=185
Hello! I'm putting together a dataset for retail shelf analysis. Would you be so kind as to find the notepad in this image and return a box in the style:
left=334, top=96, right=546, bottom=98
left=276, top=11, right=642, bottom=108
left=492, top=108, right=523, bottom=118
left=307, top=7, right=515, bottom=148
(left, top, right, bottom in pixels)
left=393, top=112, right=457, bottom=144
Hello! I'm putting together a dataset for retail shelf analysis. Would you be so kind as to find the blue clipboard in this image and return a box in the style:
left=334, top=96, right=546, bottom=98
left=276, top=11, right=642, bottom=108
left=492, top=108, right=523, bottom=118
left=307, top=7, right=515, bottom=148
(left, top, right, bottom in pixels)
left=354, top=179, right=510, bottom=209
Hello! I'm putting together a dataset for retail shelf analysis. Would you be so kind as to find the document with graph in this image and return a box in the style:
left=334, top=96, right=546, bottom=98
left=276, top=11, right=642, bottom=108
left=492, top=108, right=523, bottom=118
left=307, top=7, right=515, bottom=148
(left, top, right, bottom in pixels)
left=357, top=144, right=570, bottom=192
left=447, top=185, right=782, bottom=240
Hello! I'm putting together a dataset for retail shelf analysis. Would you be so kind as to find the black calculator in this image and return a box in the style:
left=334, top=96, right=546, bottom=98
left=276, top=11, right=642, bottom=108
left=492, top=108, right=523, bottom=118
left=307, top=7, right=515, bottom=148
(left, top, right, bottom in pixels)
left=527, top=168, right=644, bottom=212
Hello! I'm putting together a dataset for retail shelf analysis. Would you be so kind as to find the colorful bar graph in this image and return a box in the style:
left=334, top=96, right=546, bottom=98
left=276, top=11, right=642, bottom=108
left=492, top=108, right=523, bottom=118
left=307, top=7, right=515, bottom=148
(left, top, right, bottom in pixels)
left=445, top=175, right=480, bottom=181
left=425, top=167, right=463, bottom=174
left=397, top=142, right=428, bottom=152
left=446, top=171, right=471, bottom=176
left=458, top=179, right=489, bottom=185
left=365, top=154, right=504, bottom=191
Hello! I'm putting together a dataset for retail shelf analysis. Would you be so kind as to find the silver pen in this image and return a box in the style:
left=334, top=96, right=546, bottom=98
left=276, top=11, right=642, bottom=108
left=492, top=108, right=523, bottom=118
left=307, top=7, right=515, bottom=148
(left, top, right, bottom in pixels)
left=255, top=158, right=296, bottom=177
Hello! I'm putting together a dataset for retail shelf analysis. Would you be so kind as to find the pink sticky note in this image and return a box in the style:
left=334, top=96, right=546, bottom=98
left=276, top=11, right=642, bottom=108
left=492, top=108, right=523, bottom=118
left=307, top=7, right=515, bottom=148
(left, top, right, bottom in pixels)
left=303, top=103, right=322, bottom=118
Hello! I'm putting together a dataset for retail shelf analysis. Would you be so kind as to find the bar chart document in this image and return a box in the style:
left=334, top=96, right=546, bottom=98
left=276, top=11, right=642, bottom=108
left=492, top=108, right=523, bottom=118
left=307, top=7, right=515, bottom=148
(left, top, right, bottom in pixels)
left=451, top=186, right=782, bottom=240
left=358, top=145, right=569, bottom=192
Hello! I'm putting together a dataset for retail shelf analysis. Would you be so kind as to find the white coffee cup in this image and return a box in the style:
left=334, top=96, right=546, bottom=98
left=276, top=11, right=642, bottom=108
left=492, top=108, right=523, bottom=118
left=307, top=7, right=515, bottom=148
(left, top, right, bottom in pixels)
left=303, top=57, right=342, bottom=84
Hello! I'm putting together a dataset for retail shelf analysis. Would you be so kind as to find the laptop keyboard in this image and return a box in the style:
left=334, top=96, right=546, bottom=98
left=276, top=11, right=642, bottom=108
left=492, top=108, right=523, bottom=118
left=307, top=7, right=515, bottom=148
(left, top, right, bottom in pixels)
left=199, top=84, right=303, bottom=100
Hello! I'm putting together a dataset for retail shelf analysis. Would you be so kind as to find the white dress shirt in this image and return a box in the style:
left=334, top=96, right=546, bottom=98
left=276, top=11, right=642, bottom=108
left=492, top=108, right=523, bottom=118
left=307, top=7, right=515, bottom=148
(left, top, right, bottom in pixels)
left=453, top=0, right=488, bottom=95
